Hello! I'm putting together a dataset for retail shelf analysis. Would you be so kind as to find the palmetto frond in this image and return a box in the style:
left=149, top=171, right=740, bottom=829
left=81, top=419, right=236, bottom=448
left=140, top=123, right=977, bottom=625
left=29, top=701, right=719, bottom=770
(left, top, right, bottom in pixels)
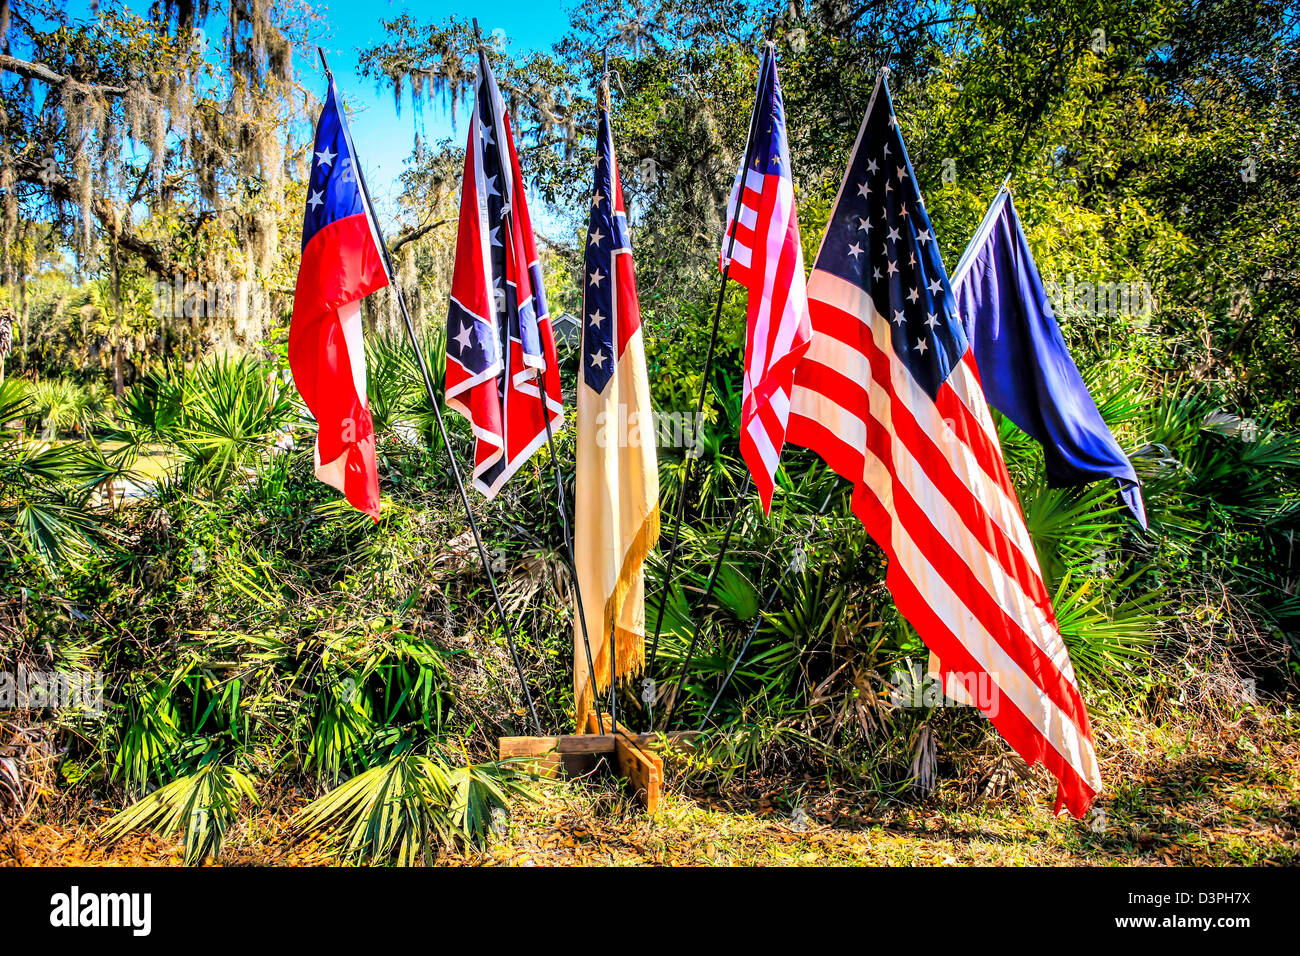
left=101, top=757, right=258, bottom=866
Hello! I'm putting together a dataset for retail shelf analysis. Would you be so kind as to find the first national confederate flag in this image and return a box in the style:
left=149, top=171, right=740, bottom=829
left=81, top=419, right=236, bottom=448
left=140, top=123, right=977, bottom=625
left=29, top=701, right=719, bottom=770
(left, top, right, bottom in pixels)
left=289, top=78, right=389, bottom=519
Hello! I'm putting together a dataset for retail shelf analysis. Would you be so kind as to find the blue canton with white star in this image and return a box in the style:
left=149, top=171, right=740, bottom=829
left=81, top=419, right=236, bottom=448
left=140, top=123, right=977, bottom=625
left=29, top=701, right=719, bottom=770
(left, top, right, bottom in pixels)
left=301, top=81, right=369, bottom=251
left=748, top=48, right=788, bottom=179
left=582, top=107, right=631, bottom=394
left=815, top=78, right=968, bottom=398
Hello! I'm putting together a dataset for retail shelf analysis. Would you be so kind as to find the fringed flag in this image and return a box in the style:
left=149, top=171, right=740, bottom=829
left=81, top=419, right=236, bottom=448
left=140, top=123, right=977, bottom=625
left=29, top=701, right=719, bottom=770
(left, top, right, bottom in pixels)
left=949, top=187, right=1147, bottom=528
left=572, top=92, right=660, bottom=724
left=289, top=78, right=389, bottom=520
left=786, top=75, right=1103, bottom=816
left=445, top=49, right=563, bottom=498
left=721, top=46, right=813, bottom=513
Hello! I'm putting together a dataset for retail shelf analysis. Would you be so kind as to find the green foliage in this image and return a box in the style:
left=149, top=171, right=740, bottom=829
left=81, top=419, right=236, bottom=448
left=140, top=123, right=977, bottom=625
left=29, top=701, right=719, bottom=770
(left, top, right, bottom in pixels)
left=101, top=757, right=258, bottom=866
left=296, top=753, right=535, bottom=864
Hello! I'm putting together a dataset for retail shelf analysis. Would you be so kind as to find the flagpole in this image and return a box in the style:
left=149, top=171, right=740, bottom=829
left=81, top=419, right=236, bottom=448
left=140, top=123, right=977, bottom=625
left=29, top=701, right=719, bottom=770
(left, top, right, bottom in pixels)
left=696, top=488, right=834, bottom=731
left=600, top=54, right=618, bottom=734
left=645, top=35, right=776, bottom=702
left=468, top=22, right=606, bottom=737
left=316, top=48, right=544, bottom=737
left=659, top=471, right=751, bottom=729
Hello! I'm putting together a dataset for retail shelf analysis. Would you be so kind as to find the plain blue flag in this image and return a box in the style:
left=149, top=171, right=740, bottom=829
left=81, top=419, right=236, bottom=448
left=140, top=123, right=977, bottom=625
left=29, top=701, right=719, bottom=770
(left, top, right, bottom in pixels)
left=950, top=188, right=1147, bottom=528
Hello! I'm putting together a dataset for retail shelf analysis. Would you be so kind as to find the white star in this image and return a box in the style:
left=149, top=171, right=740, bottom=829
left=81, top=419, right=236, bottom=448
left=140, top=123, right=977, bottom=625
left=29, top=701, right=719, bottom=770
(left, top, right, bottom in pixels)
left=866, top=159, right=879, bottom=175
left=887, top=259, right=898, bottom=276
left=873, top=266, right=883, bottom=280
left=589, top=227, right=605, bottom=246
left=885, top=181, right=894, bottom=193
left=479, top=119, right=495, bottom=145
left=883, top=143, right=891, bottom=157
left=589, top=268, right=606, bottom=287
left=489, top=225, right=502, bottom=247
left=907, top=287, right=919, bottom=303
left=589, top=349, right=607, bottom=370
left=925, top=312, right=939, bottom=329
left=909, top=252, right=917, bottom=267
left=857, top=217, right=871, bottom=232
left=893, top=310, right=906, bottom=326
left=315, top=146, right=336, bottom=167
left=887, top=226, right=901, bottom=242
left=307, top=190, right=324, bottom=211
left=588, top=309, right=605, bottom=328
left=848, top=242, right=864, bottom=260
left=899, top=203, right=909, bottom=218
left=888, top=114, right=898, bottom=129
left=897, top=166, right=909, bottom=181
left=917, top=229, right=932, bottom=244
left=927, top=277, right=943, bottom=294
left=485, top=174, right=499, bottom=196
left=454, top=323, right=474, bottom=352
left=857, top=181, right=872, bottom=198
left=591, top=190, right=605, bottom=207
left=914, top=337, right=929, bottom=354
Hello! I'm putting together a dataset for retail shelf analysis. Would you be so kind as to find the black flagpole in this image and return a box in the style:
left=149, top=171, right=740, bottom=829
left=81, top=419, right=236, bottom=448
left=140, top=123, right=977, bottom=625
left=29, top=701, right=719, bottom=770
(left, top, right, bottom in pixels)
left=696, top=488, right=835, bottom=731
left=317, top=48, right=543, bottom=736
left=659, top=470, right=751, bottom=729
left=645, top=38, right=775, bottom=699
left=469, top=22, right=605, bottom=736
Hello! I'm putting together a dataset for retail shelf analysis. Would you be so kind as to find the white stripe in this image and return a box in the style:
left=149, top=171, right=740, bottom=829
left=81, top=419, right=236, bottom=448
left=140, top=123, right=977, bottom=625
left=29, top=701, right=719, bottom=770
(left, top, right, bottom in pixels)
left=337, top=299, right=368, bottom=403
left=746, top=413, right=780, bottom=475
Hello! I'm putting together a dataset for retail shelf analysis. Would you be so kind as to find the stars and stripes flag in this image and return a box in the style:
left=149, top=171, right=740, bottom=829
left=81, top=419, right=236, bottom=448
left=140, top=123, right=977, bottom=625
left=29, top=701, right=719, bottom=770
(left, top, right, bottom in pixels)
left=785, top=75, right=1103, bottom=816
left=445, top=49, right=563, bottom=498
left=573, top=93, right=660, bottom=723
left=721, top=46, right=813, bottom=513
left=289, top=78, right=390, bottom=520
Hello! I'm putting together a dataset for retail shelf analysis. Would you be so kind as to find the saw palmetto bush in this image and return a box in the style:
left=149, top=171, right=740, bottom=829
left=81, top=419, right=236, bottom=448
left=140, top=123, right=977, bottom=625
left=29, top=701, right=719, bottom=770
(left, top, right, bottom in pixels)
left=0, top=378, right=109, bottom=569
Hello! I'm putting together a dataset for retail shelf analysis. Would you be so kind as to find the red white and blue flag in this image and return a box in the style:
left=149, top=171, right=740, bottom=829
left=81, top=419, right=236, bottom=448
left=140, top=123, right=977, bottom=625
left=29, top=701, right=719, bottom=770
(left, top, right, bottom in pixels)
left=721, top=47, right=813, bottom=514
left=786, top=75, right=1103, bottom=816
left=572, top=95, right=660, bottom=724
left=445, top=50, right=563, bottom=498
left=289, top=78, right=389, bottom=520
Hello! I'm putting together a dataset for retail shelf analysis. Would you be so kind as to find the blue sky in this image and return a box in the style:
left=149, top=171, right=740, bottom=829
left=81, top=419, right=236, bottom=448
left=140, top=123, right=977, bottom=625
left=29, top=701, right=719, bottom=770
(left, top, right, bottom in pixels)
left=62, top=1, right=575, bottom=214
left=307, top=2, right=575, bottom=207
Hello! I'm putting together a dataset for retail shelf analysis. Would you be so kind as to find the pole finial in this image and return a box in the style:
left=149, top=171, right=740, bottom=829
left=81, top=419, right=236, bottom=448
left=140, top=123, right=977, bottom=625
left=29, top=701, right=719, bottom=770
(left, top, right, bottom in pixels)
left=317, top=47, right=333, bottom=79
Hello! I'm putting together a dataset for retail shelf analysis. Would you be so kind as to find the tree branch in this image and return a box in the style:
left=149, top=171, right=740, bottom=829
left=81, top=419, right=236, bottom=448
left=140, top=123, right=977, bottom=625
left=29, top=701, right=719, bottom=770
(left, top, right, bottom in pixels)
left=387, top=218, right=452, bottom=254
left=0, top=53, right=129, bottom=94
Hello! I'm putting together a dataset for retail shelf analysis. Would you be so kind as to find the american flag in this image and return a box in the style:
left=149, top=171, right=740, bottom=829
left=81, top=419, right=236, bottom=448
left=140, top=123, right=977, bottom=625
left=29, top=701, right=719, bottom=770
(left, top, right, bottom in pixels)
left=289, top=78, right=389, bottom=520
left=786, top=75, right=1103, bottom=816
left=445, top=50, right=563, bottom=498
left=721, top=46, right=813, bottom=514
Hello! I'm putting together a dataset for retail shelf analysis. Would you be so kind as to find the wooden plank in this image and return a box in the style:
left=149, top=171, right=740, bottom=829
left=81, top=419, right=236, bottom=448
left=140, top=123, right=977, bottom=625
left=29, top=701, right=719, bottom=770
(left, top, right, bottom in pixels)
left=597, top=713, right=664, bottom=813
left=498, top=734, right=618, bottom=758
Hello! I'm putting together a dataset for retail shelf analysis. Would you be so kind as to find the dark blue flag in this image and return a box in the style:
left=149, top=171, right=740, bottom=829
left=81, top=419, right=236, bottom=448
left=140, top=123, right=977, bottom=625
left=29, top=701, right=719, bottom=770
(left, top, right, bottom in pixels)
left=950, top=188, right=1147, bottom=528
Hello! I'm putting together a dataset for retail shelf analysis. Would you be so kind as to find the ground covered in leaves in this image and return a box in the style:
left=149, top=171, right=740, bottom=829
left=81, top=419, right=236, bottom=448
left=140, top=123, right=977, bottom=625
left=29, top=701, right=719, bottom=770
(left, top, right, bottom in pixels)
left=5, top=710, right=1296, bottom=867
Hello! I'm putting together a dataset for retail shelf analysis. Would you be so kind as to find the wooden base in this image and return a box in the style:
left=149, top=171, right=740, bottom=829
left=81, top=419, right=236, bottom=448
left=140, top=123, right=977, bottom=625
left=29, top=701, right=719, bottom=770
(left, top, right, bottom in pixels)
left=498, top=718, right=697, bottom=813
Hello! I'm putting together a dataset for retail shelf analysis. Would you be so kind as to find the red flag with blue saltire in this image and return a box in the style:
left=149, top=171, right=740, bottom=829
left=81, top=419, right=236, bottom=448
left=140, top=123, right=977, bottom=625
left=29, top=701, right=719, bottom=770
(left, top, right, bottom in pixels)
left=444, top=50, right=563, bottom=498
left=289, top=78, right=389, bottom=520
left=721, top=46, right=813, bottom=514
left=786, top=74, right=1102, bottom=816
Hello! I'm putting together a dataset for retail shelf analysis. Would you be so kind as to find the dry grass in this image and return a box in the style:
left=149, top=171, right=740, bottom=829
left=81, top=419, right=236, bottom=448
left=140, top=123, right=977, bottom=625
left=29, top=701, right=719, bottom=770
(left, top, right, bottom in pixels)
left=4, top=702, right=1295, bottom=867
